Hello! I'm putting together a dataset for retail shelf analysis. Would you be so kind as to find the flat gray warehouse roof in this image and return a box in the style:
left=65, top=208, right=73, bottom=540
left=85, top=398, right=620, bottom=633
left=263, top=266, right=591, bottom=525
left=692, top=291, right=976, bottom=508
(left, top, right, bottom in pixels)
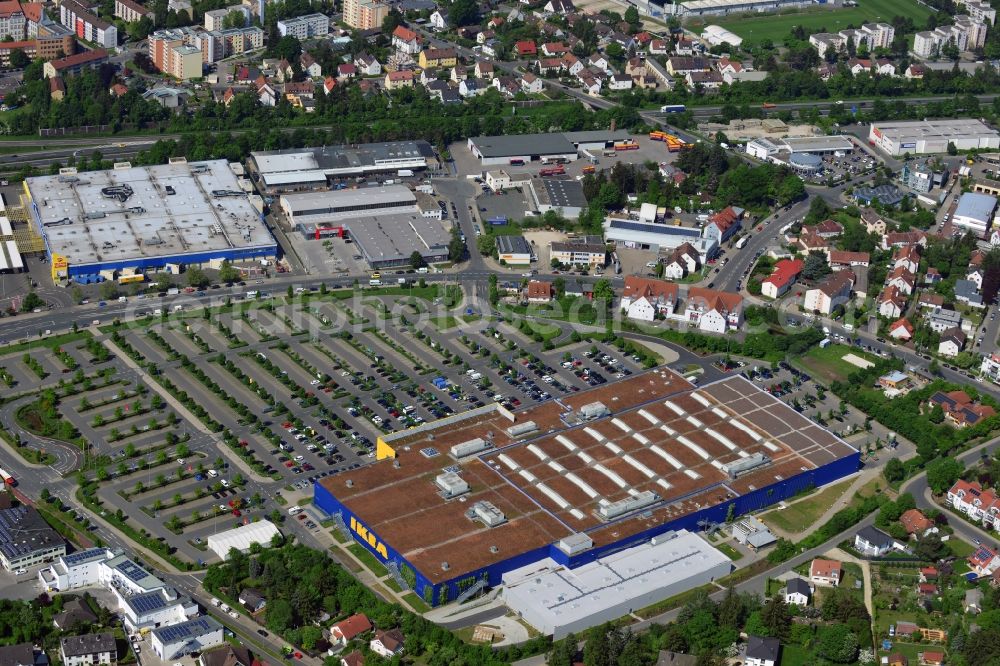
left=780, top=135, right=854, bottom=153
left=497, top=234, right=532, bottom=255
left=26, top=160, right=274, bottom=269
left=538, top=177, right=588, bottom=210
left=470, top=134, right=576, bottom=158
left=562, top=130, right=632, bottom=144
left=281, top=185, right=416, bottom=216
left=955, top=192, right=998, bottom=222
left=347, top=213, right=450, bottom=265
left=872, top=119, right=1000, bottom=141
left=251, top=141, right=436, bottom=184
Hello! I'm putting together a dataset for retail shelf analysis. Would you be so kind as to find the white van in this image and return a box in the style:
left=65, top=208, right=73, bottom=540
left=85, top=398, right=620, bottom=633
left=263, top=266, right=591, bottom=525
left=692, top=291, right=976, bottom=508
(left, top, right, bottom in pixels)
left=288, top=506, right=303, bottom=516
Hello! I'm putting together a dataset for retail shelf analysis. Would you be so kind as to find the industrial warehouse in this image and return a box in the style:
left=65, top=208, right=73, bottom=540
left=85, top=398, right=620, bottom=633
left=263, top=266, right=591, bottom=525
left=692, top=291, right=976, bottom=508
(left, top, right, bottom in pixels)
left=249, top=141, right=438, bottom=192
left=313, top=369, right=860, bottom=631
left=24, top=160, right=277, bottom=282
left=283, top=185, right=451, bottom=268
left=868, top=119, right=1000, bottom=155
left=467, top=130, right=633, bottom=165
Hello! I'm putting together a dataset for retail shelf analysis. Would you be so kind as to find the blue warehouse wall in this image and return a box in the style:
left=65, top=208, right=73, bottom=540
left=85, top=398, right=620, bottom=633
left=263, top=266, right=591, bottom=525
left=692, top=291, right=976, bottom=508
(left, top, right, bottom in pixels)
left=66, top=246, right=278, bottom=278
left=314, top=451, right=861, bottom=607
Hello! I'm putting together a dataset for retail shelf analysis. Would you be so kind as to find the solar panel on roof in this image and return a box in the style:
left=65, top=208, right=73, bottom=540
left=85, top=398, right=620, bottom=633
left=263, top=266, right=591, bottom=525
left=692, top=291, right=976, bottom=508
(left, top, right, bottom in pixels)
left=608, top=220, right=699, bottom=236
left=421, top=447, right=440, bottom=458
left=62, top=548, right=105, bottom=566
left=129, top=592, right=167, bottom=614
left=156, top=617, right=214, bottom=642
left=117, top=559, right=151, bottom=582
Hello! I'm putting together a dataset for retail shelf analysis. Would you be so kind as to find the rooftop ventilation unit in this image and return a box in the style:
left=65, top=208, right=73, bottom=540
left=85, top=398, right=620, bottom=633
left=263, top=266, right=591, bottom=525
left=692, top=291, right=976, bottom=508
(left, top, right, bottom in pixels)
left=556, top=533, right=594, bottom=556
left=506, top=421, right=538, bottom=438
left=450, top=437, right=491, bottom=459
left=435, top=472, right=469, bottom=498
left=721, top=452, right=770, bottom=479
left=596, top=490, right=659, bottom=521
left=44, top=218, right=73, bottom=227
left=101, top=185, right=134, bottom=202
left=579, top=401, right=610, bottom=420
left=468, top=500, right=506, bottom=527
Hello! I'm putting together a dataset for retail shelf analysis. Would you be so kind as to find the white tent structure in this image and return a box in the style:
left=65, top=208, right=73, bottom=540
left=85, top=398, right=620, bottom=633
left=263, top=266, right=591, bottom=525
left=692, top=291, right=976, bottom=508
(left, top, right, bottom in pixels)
left=206, top=521, right=282, bottom=560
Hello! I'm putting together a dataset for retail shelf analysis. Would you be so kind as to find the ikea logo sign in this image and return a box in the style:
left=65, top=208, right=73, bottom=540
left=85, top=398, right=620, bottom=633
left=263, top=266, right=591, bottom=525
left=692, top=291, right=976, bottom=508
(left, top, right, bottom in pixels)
left=350, top=517, right=388, bottom=559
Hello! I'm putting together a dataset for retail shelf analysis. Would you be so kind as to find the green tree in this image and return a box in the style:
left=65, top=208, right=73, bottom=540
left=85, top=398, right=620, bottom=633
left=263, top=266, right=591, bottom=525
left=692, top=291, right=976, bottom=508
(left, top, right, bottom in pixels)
left=760, top=596, right=791, bottom=640
left=448, top=0, right=480, bottom=26
left=409, top=251, right=427, bottom=269
left=802, top=251, right=831, bottom=281
left=186, top=267, right=209, bottom=288
left=222, top=9, right=246, bottom=29
left=476, top=234, right=496, bottom=257
left=218, top=260, right=240, bottom=284
left=9, top=48, right=29, bottom=69
left=583, top=624, right=610, bottom=666
left=926, top=457, right=963, bottom=494
left=448, top=227, right=465, bottom=262
left=816, top=625, right=859, bottom=663
left=593, top=279, right=614, bottom=308
left=882, top=457, right=905, bottom=483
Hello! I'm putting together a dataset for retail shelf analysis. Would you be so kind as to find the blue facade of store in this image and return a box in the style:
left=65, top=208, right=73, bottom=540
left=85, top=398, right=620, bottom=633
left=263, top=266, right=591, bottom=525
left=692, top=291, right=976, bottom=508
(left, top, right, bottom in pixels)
left=62, top=246, right=278, bottom=278
left=313, top=450, right=860, bottom=606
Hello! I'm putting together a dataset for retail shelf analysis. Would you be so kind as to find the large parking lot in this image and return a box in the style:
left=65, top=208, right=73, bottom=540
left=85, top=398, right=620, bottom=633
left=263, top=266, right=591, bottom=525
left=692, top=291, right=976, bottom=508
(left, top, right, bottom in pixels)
left=3, top=286, right=648, bottom=568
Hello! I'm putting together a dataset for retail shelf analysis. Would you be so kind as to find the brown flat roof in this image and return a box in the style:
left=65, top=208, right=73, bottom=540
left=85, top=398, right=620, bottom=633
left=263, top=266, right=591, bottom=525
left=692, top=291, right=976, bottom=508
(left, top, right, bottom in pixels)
left=318, top=369, right=857, bottom=583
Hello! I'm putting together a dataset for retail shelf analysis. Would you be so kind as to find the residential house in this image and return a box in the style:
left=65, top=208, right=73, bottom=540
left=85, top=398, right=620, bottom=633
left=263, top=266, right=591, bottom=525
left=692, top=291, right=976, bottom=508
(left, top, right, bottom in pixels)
left=330, top=614, right=372, bottom=647
left=875, top=58, right=896, bottom=75
left=810, top=558, right=842, bottom=586
left=544, top=0, right=575, bottom=13
left=662, top=243, right=700, bottom=280
left=354, top=53, right=381, bottom=76
left=608, top=73, right=632, bottom=90
left=930, top=390, right=997, bottom=428
left=562, top=53, right=584, bottom=75
left=666, top=56, right=711, bottom=75
left=620, top=276, right=679, bottom=321
left=861, top=209, right=887, bottom=235
left=947, top=479, right=1000, bottom=527
left=536, top=57, right=562, bottom=75
left=337, top=63, right=356, bottom=80
left=900, top=509, right=934, bottom=536
left=515, top=40, right=537, bottom=57
left=300, top=52, right=321, bottom=78
left=526, top=280, right=554, bottom=303
left=384, top=70, right=414, bottom=90
left=428, top=9, right=448, bottom=29
left=878, top=285, right=907, bottom=319
left=848, top=57, right=872, bottom=75
left=577, top=73, right=601, bottom=95
left=967, top=265, right=984, bottom=289
left=494, top=75, right=521, bottom=97
left=340, top=652, right=363, bottom=666
left=887, top=654, right=907, bottom=666
left=588, top=54, right=610, bottom=73
left=474, top=60, right=494, bottom=78
left=648, top=39, right=668, bottom=54
left=783, top=578, right=811, bottom=606
left=797, top=228, right=830, bottom=254
left=684, top=287, right=743, bottom=333
left=49, top=76, right=65, bottom=101
left=323, top=77, right=336, bottom=94
left=893, top=245, right=921, bottom=273
left=391, top=26, right=421, bottom=55
left=625, top=57, right=646, bottom=77
left=918, top=651, right=945, bottom=666
left=886, top=266, right=916, bottom=295
left=804, top=271, right=855, bottom=315
left=760, top=258, right=804, bottom=299
left=520, top=72, right=543, bottom=93
left=938, top=327, right=966, bottom=357
left=889, top=317, right=914, bottom=341
left=925, top=267, right=942, bottom=284
left=968, top=544, right=1000, bottom=576
left=812, top=219, right=844, bottom=238
left=918, top=292, right=944, bottom=309
left=53, top=599, right=97, bottom=630
left=882, top=230, right=927, bottom=250
left=855, top=525, right=894, bottom=556
left=703, top=206, right=744, bottom=244
left=199, top=645, right=253, bottom=666
left=919, top=567, right=939, bottom=583
left=418, top=47, right=456, bottom=69
left=541, top=41, right=569, bottom=56
left=685, top=70, right=723, bottom=89
left=744, top=635, right=780, bottom=666
left=59, top=633, right=116, bottom=666
left=369, top=629, right=405, bottom=658
left=829, top=250, right=870, bottom=271
left=256, top=78, right=277, bottom=106
left=956, top=279, right=984, bottom=308
left=674, top=36, right=697, bottom=55
left=905, top=63, right=926, bottom=79
left=917, top=582, right=938, bottom=597
left=927, top=307, right=963, bottom=333
left=459, top=77, right=489, bottom=97
left=239, top=588, right=266, bottom=613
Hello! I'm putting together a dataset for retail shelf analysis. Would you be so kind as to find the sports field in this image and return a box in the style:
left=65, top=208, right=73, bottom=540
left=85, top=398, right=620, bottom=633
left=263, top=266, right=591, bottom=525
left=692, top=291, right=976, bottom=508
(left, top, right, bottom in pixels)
left=696, top=0, right=931, bottom=45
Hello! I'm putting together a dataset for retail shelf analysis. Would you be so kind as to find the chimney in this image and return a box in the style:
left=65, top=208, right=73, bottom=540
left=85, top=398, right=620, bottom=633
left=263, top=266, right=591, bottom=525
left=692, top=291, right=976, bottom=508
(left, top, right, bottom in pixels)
left=346, top=479, right=353, bottom=488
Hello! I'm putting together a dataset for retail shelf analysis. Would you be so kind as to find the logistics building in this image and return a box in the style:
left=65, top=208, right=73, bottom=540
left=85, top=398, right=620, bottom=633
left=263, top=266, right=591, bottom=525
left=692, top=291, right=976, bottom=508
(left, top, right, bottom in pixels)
left=283, top=186, right=451, bottom=268
left=868, top=119, right=1000, bottom=155
left=468, top=131, right=632, bottom=166
left=24, top=160, right=276, bottom=282
left=952, top=192, right=998, bottom=237
left=313, top=369, right=860, bottom=626
left=0, top=505, right=65, bottom=572
left=250, top=141, right=437, bottom=192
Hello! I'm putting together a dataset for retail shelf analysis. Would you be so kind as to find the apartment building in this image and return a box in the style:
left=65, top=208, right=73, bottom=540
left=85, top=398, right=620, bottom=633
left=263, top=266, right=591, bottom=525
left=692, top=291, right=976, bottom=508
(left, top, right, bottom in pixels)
left=0, top=35, right=75, bottom=66
left=0, top=1, right=26, bottom=41
left=948, top=479, right=1000, bottom=529
left=42, top=47, right=108, bottom=78
left=276, top=13, right=328, bottom=39
left=149, top=28, right=203, bottom=79
left=342, top=0, right=390, bottom=30
left=114, top=0, right=154, bottom=23
left=204, top=6, right=249, bottom=30
left=958, top=0, right=996, bottom=25
left=59, top=0, right=117, bottom=48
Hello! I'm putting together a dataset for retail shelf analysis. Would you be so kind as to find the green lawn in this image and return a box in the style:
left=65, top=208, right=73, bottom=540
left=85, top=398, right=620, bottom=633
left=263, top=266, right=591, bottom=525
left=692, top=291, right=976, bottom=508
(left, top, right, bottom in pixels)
left=948, top=538, right=976, bottom=558
left=793, top=344, right=878, bottom=385
left=401, top=592, right=431, bottom=613
left=779, top=643, right=815, bottom=666
left=706, top=0, right=931, bottom=45
left=718, top=543, right=744, bottom=561
left=431, top=316, right=460, bottom=330
left=346, top=543, right=388, bottom=577
left=759, top=478, right=854, bottom=534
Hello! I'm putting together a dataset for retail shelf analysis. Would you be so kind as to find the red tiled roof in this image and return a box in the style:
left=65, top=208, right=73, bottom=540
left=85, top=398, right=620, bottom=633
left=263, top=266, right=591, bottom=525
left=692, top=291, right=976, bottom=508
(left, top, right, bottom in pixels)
left=341, top=651, right=364, bottom=666
left=386, top=70, right=413, bottom=81
left=392, top=26, right=418, bottom=42
left=708, top=206, right=742, bottom=233
left=50, top=48, right=108, bottom=70
left=527, top=280, right=553, bottom=300
left=762, top=259, right=804, bottom=290
left=889, top=318, right=913, bottom=336
left=811, top=558, right=841, bottom=578
left=21, top=1, right=42, bottom=22
left=515, top=40, right=537, bottom=55
left=829, top=250, right=869, bottom=264
left=687, top=286, right=741, bottom=313
left=332, top=614, right=372, bottom=641
left=622, top=276, right=678, bottom=301
left=0, top=0, right=23, bottom=18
